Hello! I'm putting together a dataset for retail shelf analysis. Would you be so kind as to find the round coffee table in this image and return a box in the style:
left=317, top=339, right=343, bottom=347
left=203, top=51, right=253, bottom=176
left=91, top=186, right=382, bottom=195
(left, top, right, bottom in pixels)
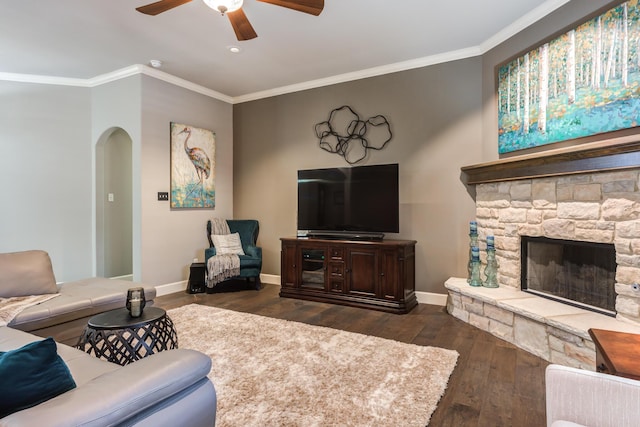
left=76, top=307, right=178, bottom=365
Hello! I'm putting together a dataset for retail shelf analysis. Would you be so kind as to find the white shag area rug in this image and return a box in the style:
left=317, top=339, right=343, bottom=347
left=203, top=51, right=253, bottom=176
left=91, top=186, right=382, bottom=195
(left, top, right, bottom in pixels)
left=168, top=304, right=458, bottom=426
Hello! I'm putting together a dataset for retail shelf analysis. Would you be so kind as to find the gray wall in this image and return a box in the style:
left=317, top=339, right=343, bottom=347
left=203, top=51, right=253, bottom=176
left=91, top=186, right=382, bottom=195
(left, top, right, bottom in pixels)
left=1, top=75, right=232, bottom=285
left=0, top=81, right=93, bottom=281
left=139, top=76, right=233, bottom=285
left=233, top=0, right=628, bottom=296
left=233, top=58, right=483, bottom=294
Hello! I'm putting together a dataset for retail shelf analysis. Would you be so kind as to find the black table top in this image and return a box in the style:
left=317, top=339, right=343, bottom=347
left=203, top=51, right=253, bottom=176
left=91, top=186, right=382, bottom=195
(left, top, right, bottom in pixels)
left=88, top=307, right=166, bottom=330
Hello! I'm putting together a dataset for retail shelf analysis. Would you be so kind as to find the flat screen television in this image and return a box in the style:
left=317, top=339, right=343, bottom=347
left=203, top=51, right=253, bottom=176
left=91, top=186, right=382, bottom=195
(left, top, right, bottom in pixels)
left=297, top=163, right=399, bottom=240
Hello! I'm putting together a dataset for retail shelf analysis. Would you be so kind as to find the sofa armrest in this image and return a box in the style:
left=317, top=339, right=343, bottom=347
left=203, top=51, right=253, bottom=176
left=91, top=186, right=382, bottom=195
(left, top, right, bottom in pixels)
left=546, top=364, right=640, bottom=427
left=2, top=349, right=215, bottom=427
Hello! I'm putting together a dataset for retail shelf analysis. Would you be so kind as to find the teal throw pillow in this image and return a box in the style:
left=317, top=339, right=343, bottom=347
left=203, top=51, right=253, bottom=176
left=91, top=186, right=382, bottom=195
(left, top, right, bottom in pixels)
left=0, top=337, right=76, bottom=418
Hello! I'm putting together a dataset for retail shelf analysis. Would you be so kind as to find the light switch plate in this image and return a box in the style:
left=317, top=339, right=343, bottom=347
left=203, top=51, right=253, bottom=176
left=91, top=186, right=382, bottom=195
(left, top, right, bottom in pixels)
left=157, top=192, right=169, bottom=201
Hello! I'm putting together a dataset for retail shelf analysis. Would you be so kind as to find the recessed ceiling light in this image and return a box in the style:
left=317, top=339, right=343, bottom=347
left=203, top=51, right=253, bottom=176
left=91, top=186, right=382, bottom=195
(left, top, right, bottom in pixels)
left=228, top=46, right=241, bottom=54
left=149, top=59, right=163, bottom=68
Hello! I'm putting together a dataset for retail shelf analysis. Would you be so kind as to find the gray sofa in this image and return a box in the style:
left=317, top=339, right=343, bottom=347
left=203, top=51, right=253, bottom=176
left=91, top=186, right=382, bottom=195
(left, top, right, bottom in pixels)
left=1, top=250, right=157, bottom=345
left=0, top=326, right=217, bottom=426
left=0, top=250, right=217, bottom=425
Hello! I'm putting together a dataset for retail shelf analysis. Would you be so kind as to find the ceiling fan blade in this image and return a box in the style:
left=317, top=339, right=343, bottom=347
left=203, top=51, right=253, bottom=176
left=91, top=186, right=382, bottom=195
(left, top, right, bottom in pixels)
left=136, top=0, right=193, bottom=15
left=257, top=0, right=324, bottom=16
left=227, top=8, right=258, bottom=41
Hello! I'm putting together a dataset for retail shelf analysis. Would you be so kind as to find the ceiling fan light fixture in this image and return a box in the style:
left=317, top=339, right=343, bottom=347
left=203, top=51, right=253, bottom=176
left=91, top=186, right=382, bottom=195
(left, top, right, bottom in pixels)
left=203, top=0, right=243, bottom=14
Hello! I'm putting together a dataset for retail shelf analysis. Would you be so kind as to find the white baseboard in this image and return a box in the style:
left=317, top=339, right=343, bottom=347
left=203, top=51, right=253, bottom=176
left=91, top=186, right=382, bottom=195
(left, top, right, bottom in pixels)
left=153, top=275, right=448, bottom=307
left=110, top=274, right=133, bottom=281
left=415, top=291, right=447, bottom=307
left=155, top=274, right=279, bottom=297
left=260, top=274, right=280, bottom=285
left=156, top=280, right=187, bottom=297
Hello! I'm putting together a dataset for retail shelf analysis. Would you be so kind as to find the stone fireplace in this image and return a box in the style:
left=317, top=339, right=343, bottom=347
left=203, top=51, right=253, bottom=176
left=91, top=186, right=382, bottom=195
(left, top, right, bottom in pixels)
left=446, top=138, right=640, bottom=369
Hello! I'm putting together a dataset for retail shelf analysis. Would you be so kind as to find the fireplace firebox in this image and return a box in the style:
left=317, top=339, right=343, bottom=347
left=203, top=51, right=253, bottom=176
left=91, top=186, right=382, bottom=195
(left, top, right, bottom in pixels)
left=521, top=236, right=616, bottom=316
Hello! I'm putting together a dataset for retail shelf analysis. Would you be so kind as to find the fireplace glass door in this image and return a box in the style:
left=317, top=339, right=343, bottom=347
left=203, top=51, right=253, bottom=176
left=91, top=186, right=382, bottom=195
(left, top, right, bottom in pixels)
left=521, top=236, right=616, bottom=316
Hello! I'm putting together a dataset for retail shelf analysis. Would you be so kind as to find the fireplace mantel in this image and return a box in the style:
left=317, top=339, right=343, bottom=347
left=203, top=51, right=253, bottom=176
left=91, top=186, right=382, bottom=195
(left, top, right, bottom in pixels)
left=462, top=136, right=640, bottom=185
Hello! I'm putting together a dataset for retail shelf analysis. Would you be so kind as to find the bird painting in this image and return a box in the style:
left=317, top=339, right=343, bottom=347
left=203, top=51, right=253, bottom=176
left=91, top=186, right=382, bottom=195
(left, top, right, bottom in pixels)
left=170, top=123, right=216, bottom=208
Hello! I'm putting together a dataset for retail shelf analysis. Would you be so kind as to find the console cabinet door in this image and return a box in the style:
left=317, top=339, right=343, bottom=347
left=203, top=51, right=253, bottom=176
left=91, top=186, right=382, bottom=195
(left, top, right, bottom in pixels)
left=379, top=249, right=400, bottom=300
left=346, top=247, right=378, bottom=297
left=300, top=246, right=327, bottom=291
left=281, top=242, right=298, bottom=288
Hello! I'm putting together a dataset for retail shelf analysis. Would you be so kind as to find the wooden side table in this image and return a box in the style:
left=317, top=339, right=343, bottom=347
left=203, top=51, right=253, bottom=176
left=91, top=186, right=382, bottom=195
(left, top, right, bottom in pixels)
left=76, top=307, right=178, bottom=366
left=588, top=328, right=640, bottom=380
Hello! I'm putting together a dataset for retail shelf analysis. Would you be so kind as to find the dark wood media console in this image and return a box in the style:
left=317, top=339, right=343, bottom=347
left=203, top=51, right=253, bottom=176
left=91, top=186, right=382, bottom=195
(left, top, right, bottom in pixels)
left=280, top=237, right=417, bottom=314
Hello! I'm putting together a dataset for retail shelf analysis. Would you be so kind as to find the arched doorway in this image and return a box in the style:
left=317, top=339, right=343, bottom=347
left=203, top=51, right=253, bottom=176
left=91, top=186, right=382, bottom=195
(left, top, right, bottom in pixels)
left=96, top=128, right=133, bottom=279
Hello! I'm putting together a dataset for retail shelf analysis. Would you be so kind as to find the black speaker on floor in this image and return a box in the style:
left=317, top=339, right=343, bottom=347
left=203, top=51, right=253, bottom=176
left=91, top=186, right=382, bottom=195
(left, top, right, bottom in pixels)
left=187, top=262, right=206, bottom=294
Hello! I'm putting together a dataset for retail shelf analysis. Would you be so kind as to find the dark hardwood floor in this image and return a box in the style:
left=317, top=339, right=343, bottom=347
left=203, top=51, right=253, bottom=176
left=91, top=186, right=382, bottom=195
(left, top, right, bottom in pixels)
left=154, top=282, right=549, bottom=427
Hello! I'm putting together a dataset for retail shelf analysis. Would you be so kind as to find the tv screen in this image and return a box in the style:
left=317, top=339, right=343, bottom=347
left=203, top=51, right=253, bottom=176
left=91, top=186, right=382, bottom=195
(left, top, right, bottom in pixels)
left=297, top=163, right=399, bottom=238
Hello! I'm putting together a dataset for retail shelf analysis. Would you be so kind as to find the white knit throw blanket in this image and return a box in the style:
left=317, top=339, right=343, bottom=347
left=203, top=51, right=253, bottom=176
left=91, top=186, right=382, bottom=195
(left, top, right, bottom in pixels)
left=0, top=294, right=60, bottom=327
left=207, top=219, right=240, bottom=288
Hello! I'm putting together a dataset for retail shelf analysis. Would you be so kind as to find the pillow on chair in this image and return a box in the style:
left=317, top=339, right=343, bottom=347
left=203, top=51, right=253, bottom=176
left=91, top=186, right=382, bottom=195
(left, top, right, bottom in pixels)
left=211, top=233, right=245, bottom=256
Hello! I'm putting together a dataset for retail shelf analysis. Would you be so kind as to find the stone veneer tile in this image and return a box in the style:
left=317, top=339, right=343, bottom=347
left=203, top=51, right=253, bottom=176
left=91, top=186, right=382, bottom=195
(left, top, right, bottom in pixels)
left=532, top=181, right=556, bottom=203
left=557, top=202, right=600, bottom=219
left=489, top=320, right=514, bottom=342
left=484, top=304, right=514, bottom=325
left=510, top=183, right=532, bottom=200
left=514, top=316, right=549, bottom=360
left=449, top=306, right=469, bottom=323
left=590, top=170, right=638, bottom=183
left=603, top=180, right=636, bottom=193
left=469, top=312, right=490, bottom=330
left=573, top=184, right=602, bottom=201
left=602, top=198, right=640, bottom=221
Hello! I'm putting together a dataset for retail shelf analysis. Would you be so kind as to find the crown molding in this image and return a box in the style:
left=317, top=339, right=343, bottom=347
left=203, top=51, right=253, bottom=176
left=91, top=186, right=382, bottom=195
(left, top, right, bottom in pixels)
left=0, top=72, right=90, bottom=87
left=479, top=0, right=571, bottom=54
left=136, top=65, right=234, bottom=104
left=86, top=65, right=142, bottom=86
left=0, top=64, right=233, bottom=104
left=87, top=64, right=233, bottom=103
left=232, top=46, right=482, bottom=104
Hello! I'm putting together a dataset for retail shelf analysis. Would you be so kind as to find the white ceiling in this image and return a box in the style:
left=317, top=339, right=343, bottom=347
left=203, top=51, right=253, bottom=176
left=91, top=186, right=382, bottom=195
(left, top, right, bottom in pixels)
left=1, top=0, right=570, bottom=102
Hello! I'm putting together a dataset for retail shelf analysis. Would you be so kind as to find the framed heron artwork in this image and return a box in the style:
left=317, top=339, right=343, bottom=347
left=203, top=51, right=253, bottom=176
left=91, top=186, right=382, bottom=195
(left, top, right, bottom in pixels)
left=170, top=122, right=215, bottom=209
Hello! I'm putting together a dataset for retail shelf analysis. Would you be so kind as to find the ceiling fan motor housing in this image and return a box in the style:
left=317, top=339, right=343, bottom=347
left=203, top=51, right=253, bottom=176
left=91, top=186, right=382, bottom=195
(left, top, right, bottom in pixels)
left=203, top=0, right=244, bottom=14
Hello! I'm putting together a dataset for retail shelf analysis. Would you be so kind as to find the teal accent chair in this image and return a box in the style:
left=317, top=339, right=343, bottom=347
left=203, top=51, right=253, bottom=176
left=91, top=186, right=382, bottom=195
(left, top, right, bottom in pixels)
left=205, top=219, right=262, bottom=290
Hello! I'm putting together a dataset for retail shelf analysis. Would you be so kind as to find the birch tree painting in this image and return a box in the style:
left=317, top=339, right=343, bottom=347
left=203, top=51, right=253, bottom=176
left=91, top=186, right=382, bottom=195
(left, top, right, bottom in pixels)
left=498, top=0, right=640, bottom=154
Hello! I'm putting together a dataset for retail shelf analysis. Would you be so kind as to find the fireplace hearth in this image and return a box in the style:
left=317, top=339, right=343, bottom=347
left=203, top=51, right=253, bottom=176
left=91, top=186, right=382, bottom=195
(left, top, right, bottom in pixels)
left=521, top=236, right=616, bottom=316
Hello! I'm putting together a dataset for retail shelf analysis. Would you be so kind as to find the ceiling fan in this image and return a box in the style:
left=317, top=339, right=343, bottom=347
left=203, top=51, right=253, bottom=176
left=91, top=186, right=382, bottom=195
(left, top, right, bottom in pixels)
left=136, top=0, right=324, bottom=41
